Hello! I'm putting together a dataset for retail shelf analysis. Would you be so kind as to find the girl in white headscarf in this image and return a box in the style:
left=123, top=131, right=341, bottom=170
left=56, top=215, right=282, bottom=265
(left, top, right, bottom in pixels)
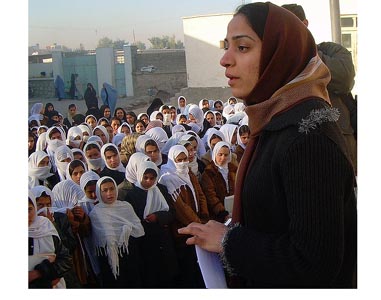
left=136, top=135, right=164, bottom=168
left=66, top=159, right=87, bottom=185
left=28, top=190, right=71, bottom=288
left=77, top=124, right=92, bottom=143
left=117, top=122, right=132, bottom=135
left=85, top=115, right=97, bottom=130
left=87, top=135, right=103, bottom=148
left=92, top=125, right=109, bottom=145
left=51, top=179, right=94, bottom=287
left=99, top=143, right=126, bottom=185
left=66, top=126, right=84, bottom=149
left=118, top=152, right=150, bottom=201
left=200, top=141, right=237, bottom=223
left=83, top=141, right=104, bottom=174
left=158, top=145, right=209, bottom=287
left=29, top=151, right=55, bottom=189
left=178, top=134, right=206, bottom=181
left=177, top=96, right=187, bottom=114
left=45, top=126, right=67, bottom=171
left=219, top=123, right=238, bottom=151
left=124, top=161, right=178, bottom=287
left=89, top=176, right=145, bottom=287
left=54, top=145, right=74, bottom=181
left=234, top=124, right=250, bottom=162
left=145, top=127, right=168, bottom=151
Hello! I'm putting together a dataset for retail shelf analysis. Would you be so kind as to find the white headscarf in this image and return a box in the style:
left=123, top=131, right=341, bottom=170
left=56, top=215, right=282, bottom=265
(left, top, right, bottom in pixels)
left=85, top=115, right=97, bottom=130
left=125, top=152, right=150, bottom=183
left=71, top=148, right=87, bottom=164
left=159, top=145, right=198, bottom=211
left=184, top=130, right=206, bottom=158
left=52, top=179, right=85, bottom=213
left=28, top=151, right=53, bottom=189
left=54, top=145, right=74, bottom=181
left=161, top=133, right=184, bottom=156
left=219, top=124, right=238, bottom=148
left=135, top=135, right=162, bottom=167
left=28, top=189, right=60, bottom=249
left=65, top=159, right=88, bottom=184
left=78, top=171, right=100, bottom=215
left=204, top=128, right=225, bottom=150
left=87, top=135, right=104, bottom=148
left=212, top=141, right=231, bottom=192
left=222, top=104, right=235, bottom=121
left=149, top=111, right=163, bottom=121
left=93, top=125, right=110, bottom=145
left=172, top=124, right=186, bottom=135
left=66, top=126, right=83, bottom=148
left=187, top=104, right=204, bottom=131
left=145, top=127, right=168, bottom=151
left=101, top=143, right=126, bottom=172
left=112, top=133, right=125, bottom=148
left=78, top=124, right=92, bottom=143
left=177, top=96, right=187, bottom=114
left=83, top=142, right=105, bottom=171
left=117, top=122, right=132, bottom=135
left=237, top=125, right=249, bottom=150
left=89, top=176, right=145, bottom=279
left=46, top=127, right=66, bottom=168
left=135, top=161, right=169, bottom=218
left=30, top=185, right=56, bottom=216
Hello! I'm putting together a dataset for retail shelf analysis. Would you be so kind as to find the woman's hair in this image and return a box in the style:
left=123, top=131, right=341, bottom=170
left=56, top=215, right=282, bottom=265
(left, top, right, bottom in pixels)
left=68, top=104, right=76, bottom=110
left=186, top=135, right=197, bottom=144
left=234, top=2, right=269, bottom=41
left=68, top=160, right=85, bottom=176
left=100, top=177, right=115, bottom=187
left=48, top=127, right=60, bottom=138
left=36, top=191, right=51, bottom=201
left=120, top=132, right=141, bottom=165
left=145, top=139, right=159, bottom=150
left=110, top=117, right=121, bottom=125
left=143, top=168, right=157, bottom=178
left=134, top=119, right=146, bottom=130
left=85, top=143, right=101, bottom=152
left=205, top=111, right=214, bottom=118
left=85, top=180, right=97, bottom=189
left=126, top=111, right=137, bottom=120
left=104, top=145, right=118, bottom=155
left=114, top=107, right=126, bottom=118
left=210, top=134, right=223, bottom=142
left=239, top=124, right=250, bottom=136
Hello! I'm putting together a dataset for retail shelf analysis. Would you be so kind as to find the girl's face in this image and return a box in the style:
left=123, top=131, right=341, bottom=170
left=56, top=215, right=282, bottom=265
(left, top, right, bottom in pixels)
left=140, top=115, right=149, bottom=125
left=28, top=136, right=35, bottom=150
left=106, top=126, right=114, bottom=141
left=240, top=132, right=249, bottom=145
left=231, top=129, right=238, bottom=145
left=185, top=144, right=196, bottom=162
left=145, top=145, right=160, bottom=163
left=84, top=184, right=97, bottom=200
left=210, top=137, right=222, bottom=150
left=141, top=172, right=157, bottom=190
left=104, top=108, right=111, bottom=118
left=100, top=181, right=117, bottom=204
left=86, top=148, right=101, bottom=159
left=73, top=153, right=84, bottom=161
left=104, top=150, right=120, bottom=168
left=121, top=125, right=130, bottom=135
left=135, top=122, right=145, bottom=133
left=179, top=98, right=186, bottom=107
left=206, top=113, right=216, bottom=126
left=126, top=114, right=135, bottom=125
left=71, top=165, right=85, bottom=185
left=111, top=120, right=121, bottom=133
left=28, top=202, right=36, bottom=227
left=36, top=196, right=54, bottom=219
left=178, top=117, right=187, bottom=124
left=38, top=156, right=50, bottom=167
left=170, top=108, right=176, bottom=121
left=220, top=14, right=262, bottom=100
left=175, top=152, right=188, bottom=163
left=215, top=146, right=230, bottom=166
left=156, top=113, right=163, bottom=121
left=87, top=118, right=97, bottom=129
left=94, top=129, right=108, bottom=144
left=214, top=103, right=223, bottom=112
left=116, top=110, right=125, bottom=120
left=215, top=113, right=222, bottom=123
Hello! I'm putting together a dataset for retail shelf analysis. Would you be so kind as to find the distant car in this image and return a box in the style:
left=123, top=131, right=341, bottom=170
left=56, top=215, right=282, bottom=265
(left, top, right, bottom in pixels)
left=140, top=65, right=156, bottom=72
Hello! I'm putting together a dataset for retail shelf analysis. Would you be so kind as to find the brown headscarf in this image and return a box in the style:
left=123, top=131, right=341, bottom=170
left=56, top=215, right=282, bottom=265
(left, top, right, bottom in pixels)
left=232, top=2, right=331, bottom=223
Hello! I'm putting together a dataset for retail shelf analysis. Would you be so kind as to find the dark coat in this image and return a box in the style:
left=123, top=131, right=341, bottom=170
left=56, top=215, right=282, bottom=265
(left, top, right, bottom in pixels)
left=99, top=167, right=125, bottom=185
left=201, top=161, right=237, bottom=222
left=124, top=183, right=178, bottom=287
left=223, top=99, right=357, bottom=288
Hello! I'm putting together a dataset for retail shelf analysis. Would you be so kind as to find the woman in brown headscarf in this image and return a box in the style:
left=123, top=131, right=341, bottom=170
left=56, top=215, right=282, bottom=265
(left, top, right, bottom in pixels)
left=179, top=2, right=356, bottom=288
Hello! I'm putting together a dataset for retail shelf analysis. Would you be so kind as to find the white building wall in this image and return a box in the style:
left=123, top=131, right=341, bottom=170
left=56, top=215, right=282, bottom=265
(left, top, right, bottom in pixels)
left=51, top=51, right=64, bottom=80
left=183, top=14, right=233, bottom=88
left=96, top=47, right=115, bottom=96
left=123, top=45, right=135, bottom=97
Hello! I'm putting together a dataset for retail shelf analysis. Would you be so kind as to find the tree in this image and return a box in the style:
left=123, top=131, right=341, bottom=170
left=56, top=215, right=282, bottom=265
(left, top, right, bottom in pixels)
left=113, top=39, right=128, bottom=49
left=97, top=37, right=113, bottom=48
left=148, top=35, right=184, bottom=49
left=134, top=41, right=146, bottom=50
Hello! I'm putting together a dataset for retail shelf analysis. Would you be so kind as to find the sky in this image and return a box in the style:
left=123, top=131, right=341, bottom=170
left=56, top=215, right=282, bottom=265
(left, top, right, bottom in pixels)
left=28, top=0, right=246, bottom=49
left=29, top=0, right=358, bottom=50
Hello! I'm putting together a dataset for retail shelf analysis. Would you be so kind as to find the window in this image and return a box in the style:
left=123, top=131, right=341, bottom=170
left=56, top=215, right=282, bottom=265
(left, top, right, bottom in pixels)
left=341, top=34, right=352, bottom=49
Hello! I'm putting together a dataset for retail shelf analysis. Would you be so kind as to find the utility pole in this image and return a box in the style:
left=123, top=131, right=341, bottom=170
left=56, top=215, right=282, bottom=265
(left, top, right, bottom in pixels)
left=329, top=0, right=342, bottom=44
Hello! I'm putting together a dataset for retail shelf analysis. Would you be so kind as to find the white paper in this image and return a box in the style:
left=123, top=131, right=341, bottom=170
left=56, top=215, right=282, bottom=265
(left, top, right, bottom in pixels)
left=195, top=245, right=227, bottom=288
left=224, top=195, right=234, bottom=215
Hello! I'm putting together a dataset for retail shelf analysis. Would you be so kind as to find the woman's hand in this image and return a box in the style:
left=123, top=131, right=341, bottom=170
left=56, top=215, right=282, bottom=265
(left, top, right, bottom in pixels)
left=178, top=220, right=228, bottom=253
left=72, top=206, right=85, bottom=221
left=144, top=213, right=158, bottom=223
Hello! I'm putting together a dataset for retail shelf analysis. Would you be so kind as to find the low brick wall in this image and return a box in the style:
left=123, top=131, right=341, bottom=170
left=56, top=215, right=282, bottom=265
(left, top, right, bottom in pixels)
left=29, top=78, right=55, bottom=98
